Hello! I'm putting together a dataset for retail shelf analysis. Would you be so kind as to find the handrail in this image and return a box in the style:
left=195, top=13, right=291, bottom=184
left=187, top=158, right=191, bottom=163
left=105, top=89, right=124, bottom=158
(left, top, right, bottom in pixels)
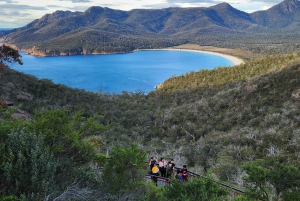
left=173, top=166, right=245, bottom=194
left=145, top=174, right=171, bottom=182
left=99, top=162, right=244, bottom=194
left=146, top=168, right=244, bottom=194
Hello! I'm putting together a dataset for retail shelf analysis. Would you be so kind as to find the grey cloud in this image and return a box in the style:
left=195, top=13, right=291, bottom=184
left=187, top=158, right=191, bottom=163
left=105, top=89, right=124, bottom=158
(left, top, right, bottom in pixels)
left=0, top=0, right=15, bottom=2
left=72, top=5, right=94, bottom=10
left=138, top=0, right=284, bottom=11
left=59, top=0, right=91, bottom=3
left=0, top=4, right=48, bottom=28
left=1, top=10, right=31, bottom=17
left=47, top=4, right=64, bottom=9
left=166, top=0, right=282, bottom=4
left=46, top=4, right=91, bottom=12
left=0, top=9, right=36, bottom=28
left=0, top=4, right=48, bottom=11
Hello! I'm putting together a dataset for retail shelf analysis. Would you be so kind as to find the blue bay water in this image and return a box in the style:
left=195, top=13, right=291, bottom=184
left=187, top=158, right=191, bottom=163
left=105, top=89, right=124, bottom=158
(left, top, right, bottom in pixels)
left=11, top=50, right=234, bottom=94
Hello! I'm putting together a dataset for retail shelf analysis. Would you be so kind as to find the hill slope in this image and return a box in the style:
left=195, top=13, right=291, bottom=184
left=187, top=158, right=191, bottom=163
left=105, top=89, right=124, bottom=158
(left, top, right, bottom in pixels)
left=1, top=51, right=300, bottom=186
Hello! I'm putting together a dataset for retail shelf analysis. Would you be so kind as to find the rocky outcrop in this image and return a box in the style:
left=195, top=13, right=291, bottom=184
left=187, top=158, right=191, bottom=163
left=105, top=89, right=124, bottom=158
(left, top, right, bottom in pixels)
left=154, top=83, right=164, bottom=89
left=0, top=98, right=31, bottom=120
left=10, top=109, right=31, bottom=120
left=291, top=88, right=300, bottom=98
left=24, top=46, right=60, bottom=56
left=21, top=46, right=129, bottom=57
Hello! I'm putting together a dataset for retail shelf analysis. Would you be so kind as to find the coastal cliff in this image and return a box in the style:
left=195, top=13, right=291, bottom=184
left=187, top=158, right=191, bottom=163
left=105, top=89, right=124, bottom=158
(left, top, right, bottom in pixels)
left=6, top=44, right=129, bottom=57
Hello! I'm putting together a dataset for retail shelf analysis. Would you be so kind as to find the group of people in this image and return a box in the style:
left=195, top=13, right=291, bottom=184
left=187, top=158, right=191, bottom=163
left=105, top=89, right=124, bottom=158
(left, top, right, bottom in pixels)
left=148, top=157, right=188, bottom=184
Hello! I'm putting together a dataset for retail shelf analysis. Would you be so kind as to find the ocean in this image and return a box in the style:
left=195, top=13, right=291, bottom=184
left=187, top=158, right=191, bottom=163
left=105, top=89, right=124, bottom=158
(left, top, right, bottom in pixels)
left=10, top=50, right=234, bottom=94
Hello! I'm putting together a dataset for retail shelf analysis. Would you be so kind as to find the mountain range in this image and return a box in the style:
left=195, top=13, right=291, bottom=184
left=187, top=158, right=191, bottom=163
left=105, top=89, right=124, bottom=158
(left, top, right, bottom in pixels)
left=1, top=0, right=300, bottom=56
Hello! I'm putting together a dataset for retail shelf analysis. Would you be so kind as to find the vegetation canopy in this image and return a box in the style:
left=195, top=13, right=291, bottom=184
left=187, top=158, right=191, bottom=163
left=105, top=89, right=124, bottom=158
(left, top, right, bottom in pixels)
left=1, top=11, right=300, bottom=198
left=0, top=45, right=22, bottom=70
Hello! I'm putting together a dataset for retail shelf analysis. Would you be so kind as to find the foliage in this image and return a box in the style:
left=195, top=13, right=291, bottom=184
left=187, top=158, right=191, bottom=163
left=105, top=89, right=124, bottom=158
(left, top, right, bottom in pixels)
left=159, top=52, right=300, bottom=92
left=0, top=45, right=22, bottom=69
left=162, top=174, right=228, bottom=201
left=242, top=162, right=271, bottom=201
left=25, top=109, right=106, bottom=167
left=242, top=158, right=300, bottom=200
left=232, top=196, right=254, bottom=201
left=281, top=187, right=300, bottom=201
left=101, top=143, right=147, bottom=198
left=0, top=108, right=107, bottom=200
left=1, top=47, right=300, bottom=199
left=0, top=195, right=21, bottom=201
left=0, top=109, right=27, bottom=198
left=2, top=130, right=57, bottom=200
left=141, top=182, right=166, bottom=201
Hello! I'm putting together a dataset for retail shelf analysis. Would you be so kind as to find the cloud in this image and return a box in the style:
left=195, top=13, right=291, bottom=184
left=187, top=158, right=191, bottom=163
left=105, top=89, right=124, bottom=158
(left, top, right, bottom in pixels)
left=0, top=3, right=49, bottom=27
left=166, top=0, right=282, bottom=3
left=0, top=0, right=15, bottom=2
left=0, top=10, right=35, bottom=28
left=0, top=3, right=48, bottom=10
left=59, top=0, right=91, bottom=2
left=161, top=0, right=282, bottom=13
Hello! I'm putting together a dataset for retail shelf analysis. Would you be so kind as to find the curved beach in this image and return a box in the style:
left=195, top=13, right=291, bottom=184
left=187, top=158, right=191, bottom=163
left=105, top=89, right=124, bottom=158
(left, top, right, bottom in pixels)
left=139, top=48, right=244, bottom=66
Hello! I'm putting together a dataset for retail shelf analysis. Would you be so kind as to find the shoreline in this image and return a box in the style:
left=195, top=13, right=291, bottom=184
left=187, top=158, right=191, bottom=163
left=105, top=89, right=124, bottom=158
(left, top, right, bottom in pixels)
left=137, top=48, right=244, bottom=66
left=3, top=41, right=245, bottom=65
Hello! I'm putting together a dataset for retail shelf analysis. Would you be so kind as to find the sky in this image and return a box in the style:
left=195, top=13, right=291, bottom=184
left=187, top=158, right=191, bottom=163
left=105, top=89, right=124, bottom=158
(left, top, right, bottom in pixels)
left=0, top=0, right=284, bottom=28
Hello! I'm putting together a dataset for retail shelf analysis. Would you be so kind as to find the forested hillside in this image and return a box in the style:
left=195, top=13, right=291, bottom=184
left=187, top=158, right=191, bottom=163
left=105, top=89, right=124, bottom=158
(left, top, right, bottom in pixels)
left=1, top=47, right=300, bottom=199
left=2, top=0, right=300, bottom=56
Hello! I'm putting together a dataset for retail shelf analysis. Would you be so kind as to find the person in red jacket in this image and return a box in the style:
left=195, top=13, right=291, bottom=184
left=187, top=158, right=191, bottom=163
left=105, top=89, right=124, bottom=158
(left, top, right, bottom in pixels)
left=180, top=165, right=188, bottom=182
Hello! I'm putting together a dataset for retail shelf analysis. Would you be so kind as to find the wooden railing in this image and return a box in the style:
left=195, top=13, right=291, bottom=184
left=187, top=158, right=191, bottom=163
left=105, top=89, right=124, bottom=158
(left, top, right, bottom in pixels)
left=146, top=165, right=245, bottom=196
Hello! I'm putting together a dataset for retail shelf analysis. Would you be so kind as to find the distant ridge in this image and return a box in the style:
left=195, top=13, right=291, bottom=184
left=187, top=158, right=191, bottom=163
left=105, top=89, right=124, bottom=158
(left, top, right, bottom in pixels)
left=1, top=0, right=300, bottom=56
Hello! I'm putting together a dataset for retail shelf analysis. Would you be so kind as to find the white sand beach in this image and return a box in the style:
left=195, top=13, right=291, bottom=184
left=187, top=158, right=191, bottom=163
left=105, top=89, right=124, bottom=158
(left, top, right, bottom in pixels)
left=139, top=48, right=244, bottom=66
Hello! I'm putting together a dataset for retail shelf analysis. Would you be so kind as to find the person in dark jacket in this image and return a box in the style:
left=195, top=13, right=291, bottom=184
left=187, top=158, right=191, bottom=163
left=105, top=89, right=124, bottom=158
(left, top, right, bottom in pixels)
left=180, top=165, right=188, bottom=182
left=148, top=157, right=156, bottom=172
left=166, top=159, right=175, bottom=178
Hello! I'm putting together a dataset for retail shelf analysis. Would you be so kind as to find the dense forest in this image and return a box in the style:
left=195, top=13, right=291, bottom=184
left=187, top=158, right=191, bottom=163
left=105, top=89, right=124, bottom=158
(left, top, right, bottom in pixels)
left=1, top=42, right=300, bottom=200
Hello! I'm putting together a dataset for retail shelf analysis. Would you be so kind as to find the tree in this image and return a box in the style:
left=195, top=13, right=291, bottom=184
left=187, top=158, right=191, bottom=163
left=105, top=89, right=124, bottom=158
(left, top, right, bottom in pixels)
left=2, top=131, right=57, bottom=200
left=22, top=109, right=106, bottom=200
left=25, top=109, right=106, bottom=167
left=242, top=162, right=271, bottom=201
left=0, top=109, right=108, bottom=200
left=0, top=44, right=22, bottom=69
left=242, top=159, right=300, bottom=200
left=268, top=162, right=300, bottom=199
left=101, top=143, right=146, bottom=199
left=0, top=109, right=27, bottom=200
left=162, top=173, right=228, bottom=201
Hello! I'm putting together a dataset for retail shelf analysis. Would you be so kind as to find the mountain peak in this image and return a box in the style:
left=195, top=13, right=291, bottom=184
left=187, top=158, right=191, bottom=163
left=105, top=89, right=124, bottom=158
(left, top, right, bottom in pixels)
left=211, top=2, right=234, bottom=10
left=85, top=6, right=105, bottom=13
left=277, top=0, right=300, bottom=12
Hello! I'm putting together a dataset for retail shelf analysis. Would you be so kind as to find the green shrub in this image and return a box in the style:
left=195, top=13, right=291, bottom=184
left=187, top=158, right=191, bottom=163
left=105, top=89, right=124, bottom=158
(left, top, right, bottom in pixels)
left=163, top=174, right=228, bottom=201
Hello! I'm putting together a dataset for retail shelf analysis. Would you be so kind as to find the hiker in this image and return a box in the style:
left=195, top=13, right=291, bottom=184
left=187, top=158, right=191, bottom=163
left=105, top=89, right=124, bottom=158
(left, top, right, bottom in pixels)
left=159, top=157, right=167, bottom=177
left=175, top=168, right=182, bottom=181
left=180, top=165, right=188, bottom=182
left=166, top=159, right=175, bottom=178
left=148, top=157, right=157, bottom=172
left=151, top=163, right=159, bottom=185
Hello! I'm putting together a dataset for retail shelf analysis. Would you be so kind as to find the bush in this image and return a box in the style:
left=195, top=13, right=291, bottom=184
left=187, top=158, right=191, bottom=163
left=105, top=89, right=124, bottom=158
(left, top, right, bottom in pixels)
left=102, top=143, right=147, bottom=198
left=2, top=131, right=57, bottom=200
left=163, top=174, right=228, bottom=201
